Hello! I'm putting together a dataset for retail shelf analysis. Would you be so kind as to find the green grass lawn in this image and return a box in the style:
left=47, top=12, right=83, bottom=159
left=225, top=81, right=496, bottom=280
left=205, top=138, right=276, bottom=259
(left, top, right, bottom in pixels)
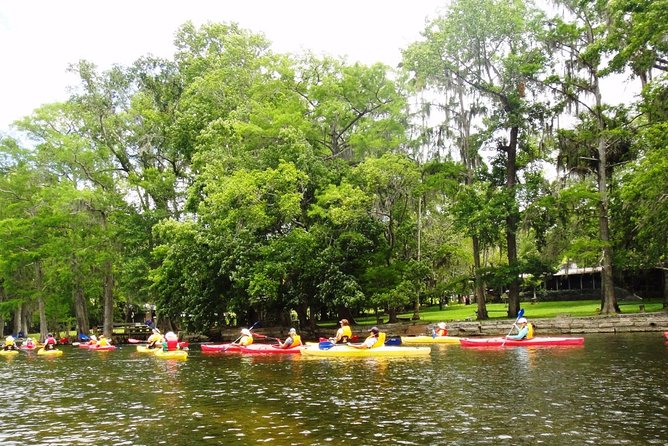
left=345, top=299, right=665, bottom=326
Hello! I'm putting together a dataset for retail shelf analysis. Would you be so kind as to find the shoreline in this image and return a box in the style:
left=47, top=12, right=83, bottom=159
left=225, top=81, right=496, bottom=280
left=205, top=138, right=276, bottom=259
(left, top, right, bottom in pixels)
left=203, top=311, right=668, bottom=342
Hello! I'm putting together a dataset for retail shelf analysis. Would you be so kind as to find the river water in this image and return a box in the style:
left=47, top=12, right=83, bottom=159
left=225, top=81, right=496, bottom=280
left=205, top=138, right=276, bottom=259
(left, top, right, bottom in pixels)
left=1, top=333, right=666, bottom=446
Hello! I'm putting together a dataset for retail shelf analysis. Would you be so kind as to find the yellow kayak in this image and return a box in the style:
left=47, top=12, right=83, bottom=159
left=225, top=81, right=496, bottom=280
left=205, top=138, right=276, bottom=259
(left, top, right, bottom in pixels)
left=400, top=335, right=461, bottom=345
left=136, top=345, right=161, bottom=354
left=153, top=349, right=188, bottom=360
left=37, top=348, right=63, bottom=357
left=0, top=349, right=19, bottom=357
left=300, top=344, right=430, bottom=358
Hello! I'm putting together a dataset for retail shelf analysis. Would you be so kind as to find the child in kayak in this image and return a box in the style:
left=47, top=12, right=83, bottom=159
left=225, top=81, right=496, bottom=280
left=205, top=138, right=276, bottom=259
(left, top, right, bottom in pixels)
left=331, top=319, right=352, bottom=344
left=162, top=331, right=180, bottom=351
left=433, top=322, right=448, bottom=337
left=277, top=328, right=302, bottom=349
left=506, top=317, right=534, bottom=340
left=3, top=336, right=18, bottom=351
left=232, top=328, right=253, bottom=346
left=24, top=337, right=36, bottom=349
left=43, top=334, right=57, bottom=350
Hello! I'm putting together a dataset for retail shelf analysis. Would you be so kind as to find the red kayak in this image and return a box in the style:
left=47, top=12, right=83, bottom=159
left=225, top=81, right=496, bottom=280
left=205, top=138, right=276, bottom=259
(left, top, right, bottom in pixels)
left=664, top=332, right=668, bottom=340
left=460, top=336, right=585, bottom=347
left=88, top=344, right=117, bottom=351
left=201, top=343, right=241, bottom=353
left=237, top=344, right=303, bottom=354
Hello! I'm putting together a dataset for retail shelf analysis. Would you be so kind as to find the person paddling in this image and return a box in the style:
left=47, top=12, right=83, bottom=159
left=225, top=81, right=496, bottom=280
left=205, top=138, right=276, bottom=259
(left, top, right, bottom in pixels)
left=277, top=328, right=302, bottom=349
left=43, top=334, right=57, bottom=351
left=506, top=317, right=534, bottom=340
left=146, top=329, right=163, bottom=349
left=24, top=337, right=36, bottom=349
left=331, top=319, right=352, bottom=344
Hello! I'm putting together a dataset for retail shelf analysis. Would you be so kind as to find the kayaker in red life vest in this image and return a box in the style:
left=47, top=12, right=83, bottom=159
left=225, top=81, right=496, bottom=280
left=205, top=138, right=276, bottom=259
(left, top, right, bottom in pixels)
left=24, top=337, right=36, bottom=349
left=331, top=319, right=353, bottom=344
left=506, top=317, right=534, bottom=340
left=433, top=322, right=448, bottom=337
left=43, top=334, right=57, bottom=350
left=348, top=326, right=380, bottom=349
left=162, top=331, right=179, bottom=351
left=277, top=328, right=302, bottom=349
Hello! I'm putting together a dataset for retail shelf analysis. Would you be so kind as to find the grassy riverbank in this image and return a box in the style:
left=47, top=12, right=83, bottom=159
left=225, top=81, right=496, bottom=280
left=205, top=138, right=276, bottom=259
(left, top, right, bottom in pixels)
left=347, top=299, right=666, bottom=326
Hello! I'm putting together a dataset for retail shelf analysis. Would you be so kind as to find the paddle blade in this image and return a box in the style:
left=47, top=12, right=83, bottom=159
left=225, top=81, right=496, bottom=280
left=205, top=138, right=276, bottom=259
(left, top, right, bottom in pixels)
left=319, top=341, right=335, bottom=350
left=517, top=308, right=525, bottom=319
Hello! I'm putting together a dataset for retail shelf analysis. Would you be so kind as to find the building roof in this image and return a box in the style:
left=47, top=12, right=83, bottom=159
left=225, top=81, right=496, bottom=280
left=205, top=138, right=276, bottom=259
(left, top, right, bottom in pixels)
left=553, top=264, right=602, bottom=276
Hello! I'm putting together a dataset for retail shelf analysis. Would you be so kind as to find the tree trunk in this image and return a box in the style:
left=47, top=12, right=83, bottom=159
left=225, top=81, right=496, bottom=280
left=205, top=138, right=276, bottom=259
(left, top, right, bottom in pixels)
left=593, top=84, right=618, bottom=315
left=72, top=256, right=90, bottom=337
left=13, top=302, right=22, bottom=336
left=506, top=125, right=521, bottom=318
left=102, top=259, right=114, bottom=338
left=412, top=194, right=422, bottom=320
left=34, top=261, right=49, bottom=342
left=337, top=306, right=356, bottom=325
left=0, top=281, right=5, bottom=336
left=387, top=307, right=398, bottom=324
left=472, top=236, right=488, bottom=320
left=663, top=269, right=668, bottom=309
left=21, top=305, right=30, bottom=336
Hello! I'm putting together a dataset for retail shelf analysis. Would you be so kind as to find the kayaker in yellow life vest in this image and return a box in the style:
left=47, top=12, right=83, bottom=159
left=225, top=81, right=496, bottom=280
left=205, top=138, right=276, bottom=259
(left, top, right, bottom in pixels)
left=331, top=319, right=353, bottom=344
left=506, top=317, right=534, bottom=340
left=433, top=322, right=448, bottom=337
left=146, top=329, right=163, bottom=349
left=97, top=335, right=111, bottom=347
left=348, top=326, right=383, bottom=349
left=236, top=328, right=254, bottom=346
left=3, top=336, right=18, bottom=351
left=277, top=328, right=302, bottom=349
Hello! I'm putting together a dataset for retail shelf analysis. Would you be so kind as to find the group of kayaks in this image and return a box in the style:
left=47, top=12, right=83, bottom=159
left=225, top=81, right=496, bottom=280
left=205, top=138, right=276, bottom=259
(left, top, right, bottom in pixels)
left=197, top=332, right=593, bottom=358
left=2, top=331, right=664, bottom=360
left=0, top=347, right=64, bottom=357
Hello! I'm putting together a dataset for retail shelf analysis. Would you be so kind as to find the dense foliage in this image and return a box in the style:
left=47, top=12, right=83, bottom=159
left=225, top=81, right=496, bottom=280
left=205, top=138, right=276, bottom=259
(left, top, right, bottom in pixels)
left=1, top=0, right=667, bottom=337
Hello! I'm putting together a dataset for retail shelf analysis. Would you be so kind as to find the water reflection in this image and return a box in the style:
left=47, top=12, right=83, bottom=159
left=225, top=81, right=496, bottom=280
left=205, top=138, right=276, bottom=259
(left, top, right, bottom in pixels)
left=0, top=334, right=667, bottom=445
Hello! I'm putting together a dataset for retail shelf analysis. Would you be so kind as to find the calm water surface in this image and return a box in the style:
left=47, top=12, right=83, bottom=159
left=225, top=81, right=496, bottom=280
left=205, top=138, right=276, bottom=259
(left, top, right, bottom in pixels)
left=0, top=333, right=666, bottom=445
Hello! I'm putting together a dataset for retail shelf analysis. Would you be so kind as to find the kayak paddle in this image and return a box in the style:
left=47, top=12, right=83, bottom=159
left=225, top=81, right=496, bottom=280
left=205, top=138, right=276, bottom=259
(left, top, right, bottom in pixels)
left=501, top=308, right=525, bottom=347
left=319, top=340, right=335, bottom=350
